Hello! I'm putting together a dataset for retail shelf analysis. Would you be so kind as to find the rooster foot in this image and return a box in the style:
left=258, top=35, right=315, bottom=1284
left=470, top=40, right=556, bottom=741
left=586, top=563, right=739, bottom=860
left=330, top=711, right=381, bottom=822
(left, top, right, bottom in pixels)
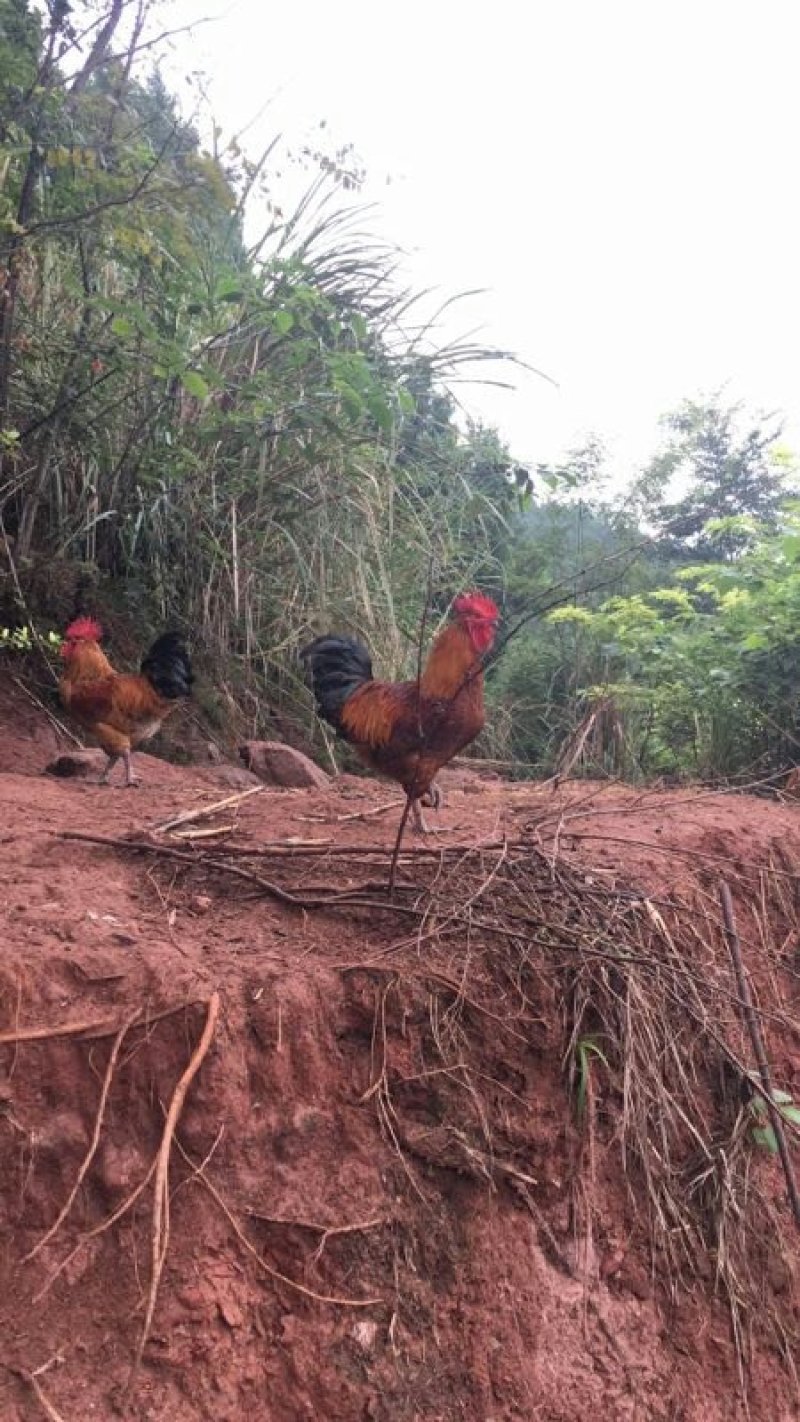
left=410, top=799, right=436, bottom=835
left=420, top=783, right=443, bottom=811
left=123, top=751, right=140, bottom=787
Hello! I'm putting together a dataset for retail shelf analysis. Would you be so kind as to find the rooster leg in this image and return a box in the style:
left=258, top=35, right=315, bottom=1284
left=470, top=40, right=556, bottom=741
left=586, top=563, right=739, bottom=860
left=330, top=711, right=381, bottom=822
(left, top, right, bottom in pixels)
left=99, top=754, right=119, bottom=786
left=410, top=799, right=431, bottom=835
left=123, top=750, right=140, bottom=787
left=421, top=782, right=443, bottom=812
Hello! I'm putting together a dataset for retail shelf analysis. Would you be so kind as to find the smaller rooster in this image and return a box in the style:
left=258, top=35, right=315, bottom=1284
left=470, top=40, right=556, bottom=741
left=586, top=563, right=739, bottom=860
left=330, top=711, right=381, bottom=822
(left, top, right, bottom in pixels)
left=59, top=617, right=193, bottom=786
left=302, top=592, right=499, bottom=831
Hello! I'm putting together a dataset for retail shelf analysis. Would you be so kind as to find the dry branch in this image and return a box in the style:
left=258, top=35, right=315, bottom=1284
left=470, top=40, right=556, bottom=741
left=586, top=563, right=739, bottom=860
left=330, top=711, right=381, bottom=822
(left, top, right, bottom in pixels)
left=148, top=784, right=265, bottom=834
left=12, top=1369, right=71, bottom=1422
left=719, top=880, right=800, bottom=1231
left=127, top=991, right=221, bottom=1390
left=0, top=999, right=203, bottom=1047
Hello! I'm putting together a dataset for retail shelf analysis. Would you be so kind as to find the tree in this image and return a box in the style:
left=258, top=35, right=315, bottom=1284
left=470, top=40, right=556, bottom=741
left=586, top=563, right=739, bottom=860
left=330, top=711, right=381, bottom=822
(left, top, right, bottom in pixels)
left=632, top=397, right=792, bottom=558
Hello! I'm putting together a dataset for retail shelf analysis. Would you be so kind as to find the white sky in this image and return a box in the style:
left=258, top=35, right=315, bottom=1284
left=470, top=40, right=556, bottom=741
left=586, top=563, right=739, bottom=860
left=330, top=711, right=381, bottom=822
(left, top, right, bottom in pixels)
left=164, top=0, right=800, bottom=478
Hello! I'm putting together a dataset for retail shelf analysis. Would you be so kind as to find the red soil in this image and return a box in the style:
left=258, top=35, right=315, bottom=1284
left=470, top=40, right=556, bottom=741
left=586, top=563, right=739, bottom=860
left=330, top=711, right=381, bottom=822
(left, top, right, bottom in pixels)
left=1, top=674, right=799, bottom=1421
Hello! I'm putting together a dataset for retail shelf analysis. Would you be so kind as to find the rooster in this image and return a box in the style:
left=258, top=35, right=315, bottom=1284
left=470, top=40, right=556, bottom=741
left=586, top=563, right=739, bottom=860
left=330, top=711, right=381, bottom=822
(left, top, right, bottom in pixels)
left=59, top=617, right=193, bottom=786
left=302, top=592, right=499, bottom=831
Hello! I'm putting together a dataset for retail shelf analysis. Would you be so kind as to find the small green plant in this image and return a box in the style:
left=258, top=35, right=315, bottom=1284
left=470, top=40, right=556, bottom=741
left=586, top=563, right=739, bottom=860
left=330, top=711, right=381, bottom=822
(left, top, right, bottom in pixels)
left=0, top=626, right=62, bottom=653
left=750, top=1089, right=800, bottom=1154
left=573, top=1035, right=611, bottom=1122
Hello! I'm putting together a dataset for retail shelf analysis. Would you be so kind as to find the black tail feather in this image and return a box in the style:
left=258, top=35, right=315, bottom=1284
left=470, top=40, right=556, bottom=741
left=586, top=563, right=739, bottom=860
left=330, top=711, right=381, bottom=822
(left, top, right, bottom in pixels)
left=301, top=634, right=373, bottom=729
left=141, top=631, right=193, bottom=700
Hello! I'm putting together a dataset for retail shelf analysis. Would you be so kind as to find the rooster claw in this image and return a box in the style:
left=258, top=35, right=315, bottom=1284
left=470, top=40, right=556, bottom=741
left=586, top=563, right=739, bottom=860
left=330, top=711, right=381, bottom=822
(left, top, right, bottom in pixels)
left=420, top=783, right=443, bottom=811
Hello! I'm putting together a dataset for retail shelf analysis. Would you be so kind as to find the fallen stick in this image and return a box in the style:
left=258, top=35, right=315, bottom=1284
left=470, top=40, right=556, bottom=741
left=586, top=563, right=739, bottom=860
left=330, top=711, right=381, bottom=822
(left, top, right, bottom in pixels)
left=719, top=880, right=800, bottom=1231
left=56, top=829, right=425, bottom=916
left=170, top=823, right=236, bottom=840
left=328, top=799, right=405, bottom=823
left=11, top=1368, right=71, bottom=1422
left=127, top=991, right=221, bottom=1391
left=148, top=784, right=265, bottom=834
left=205, top=837, right=510, bottom=859
left=0, top=1017, right=119, bottom=1046
left=0, top=999, right=203, bottom=1047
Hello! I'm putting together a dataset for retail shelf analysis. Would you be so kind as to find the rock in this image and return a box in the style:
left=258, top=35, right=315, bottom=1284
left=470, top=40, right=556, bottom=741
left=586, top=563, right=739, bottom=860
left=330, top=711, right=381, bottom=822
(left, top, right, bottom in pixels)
left=217, top=1295, right=245, bottom=1329
left=203, top=764, right=262, bottom=790
left=45, top=749, right=106, bottom=778
left=239, top=741, right=329, bottom=789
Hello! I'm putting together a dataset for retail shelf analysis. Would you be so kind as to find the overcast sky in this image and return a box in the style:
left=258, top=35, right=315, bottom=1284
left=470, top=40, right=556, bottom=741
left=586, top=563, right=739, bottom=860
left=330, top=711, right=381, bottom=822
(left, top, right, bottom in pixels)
left=165, top=0, right=799, bottom=477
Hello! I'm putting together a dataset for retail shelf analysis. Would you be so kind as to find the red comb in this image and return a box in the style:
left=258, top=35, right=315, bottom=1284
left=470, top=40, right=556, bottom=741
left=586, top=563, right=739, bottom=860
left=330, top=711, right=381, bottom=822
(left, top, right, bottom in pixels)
left=64, top=616, right=103, bottom=641
left=453, top=592, right=499, bottom=621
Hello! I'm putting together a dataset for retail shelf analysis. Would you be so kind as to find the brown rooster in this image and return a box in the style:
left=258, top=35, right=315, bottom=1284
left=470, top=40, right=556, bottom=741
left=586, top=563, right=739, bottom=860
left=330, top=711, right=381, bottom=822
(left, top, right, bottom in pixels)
left=302, top=592, right=499, bottom=831
left=59, top=617, right=193, bottom=786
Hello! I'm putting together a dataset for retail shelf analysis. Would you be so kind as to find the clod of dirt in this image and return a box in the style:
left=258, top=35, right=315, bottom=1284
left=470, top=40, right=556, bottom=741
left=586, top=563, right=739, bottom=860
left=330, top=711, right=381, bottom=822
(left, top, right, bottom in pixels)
left=46, top=749, right=107, bottom=778
left=239, top=740, right=330, bottom=788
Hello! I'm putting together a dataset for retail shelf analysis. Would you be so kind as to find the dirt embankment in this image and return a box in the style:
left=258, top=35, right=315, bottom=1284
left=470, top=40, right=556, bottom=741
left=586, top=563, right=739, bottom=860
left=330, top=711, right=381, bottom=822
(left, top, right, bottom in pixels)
left=1, top=677, right=799, bottom=1421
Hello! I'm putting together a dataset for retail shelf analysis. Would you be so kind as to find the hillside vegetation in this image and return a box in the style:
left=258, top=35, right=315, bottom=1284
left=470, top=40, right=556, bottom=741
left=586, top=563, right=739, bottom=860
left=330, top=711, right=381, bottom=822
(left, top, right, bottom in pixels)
left=3, top=10, right=800, bottom=1421
left=2, top=0, right=800, bottom=783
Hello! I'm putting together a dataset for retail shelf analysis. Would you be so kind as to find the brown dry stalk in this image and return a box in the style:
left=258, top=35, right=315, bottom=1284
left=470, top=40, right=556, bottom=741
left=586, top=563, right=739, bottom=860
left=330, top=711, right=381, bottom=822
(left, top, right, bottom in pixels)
left=327, top=799, right=405, bottom=823
left=148, top=784, right=265, bottom=834
left=170, top=823, right=237, bottom=840
left=204, top=837, right=510, bottom=858
left=0, top=999, right=203, bottom=1047
left=127, top=991, right=221, bottom=1391
left=56, top=828, right=427, bottom=917
left=13, top=1370, right=71, bottom=1422
left=0, top=1017, right=119, bottom=1046
left=719, top=880, right=800, bottom=1231
left=24, top=1008, right=141, bottom=1263
left=246, top=1209, right=386, bottom=1235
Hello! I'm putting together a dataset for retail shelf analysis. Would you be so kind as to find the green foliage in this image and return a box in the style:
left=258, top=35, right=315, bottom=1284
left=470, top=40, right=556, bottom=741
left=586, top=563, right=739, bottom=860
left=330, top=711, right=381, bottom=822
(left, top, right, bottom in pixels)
left=632, top=397, right=794, bottom=558
left=0, top=2, right=519, bottom=735
left=497, top=506, right=800, bottom=779
left=4, top=11, right=800, bottom=790
left=0, top=625, right=60, bottom=652
left=572, top=1036, right=610, bottom=1122
left=750, top=1090, right=800, bottom=1155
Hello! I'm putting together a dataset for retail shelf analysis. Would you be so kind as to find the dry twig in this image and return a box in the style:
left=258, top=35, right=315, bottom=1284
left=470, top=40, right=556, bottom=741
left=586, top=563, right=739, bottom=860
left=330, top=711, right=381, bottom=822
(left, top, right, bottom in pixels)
left=719, top=880, right=800, bottom=1231
left=148, top=785, right=265, bottom=834
left=127, top=991, right=221, bottom=1391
